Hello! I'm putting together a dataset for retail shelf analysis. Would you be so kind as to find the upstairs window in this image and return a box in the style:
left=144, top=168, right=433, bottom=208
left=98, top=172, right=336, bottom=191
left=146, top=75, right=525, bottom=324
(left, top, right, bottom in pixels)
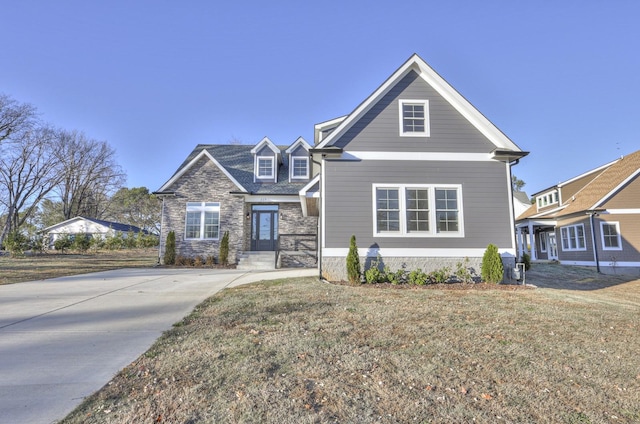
left=291, top=157, right=309, bottom=179
left=257, top=157, right=274, bottom=179
left=399, top=100, right=430, bottom=137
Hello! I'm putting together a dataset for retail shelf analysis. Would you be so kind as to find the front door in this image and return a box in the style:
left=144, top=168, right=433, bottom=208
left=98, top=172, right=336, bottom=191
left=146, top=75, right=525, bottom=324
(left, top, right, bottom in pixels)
left=251, top=205, right=278, bottom=251
left=547, top=232, right=558, bottom=260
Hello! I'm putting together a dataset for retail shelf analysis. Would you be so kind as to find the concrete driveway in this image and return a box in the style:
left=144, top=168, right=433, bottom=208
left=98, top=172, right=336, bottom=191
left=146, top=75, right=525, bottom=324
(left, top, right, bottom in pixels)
left=0, top=267, right=317, bottom=424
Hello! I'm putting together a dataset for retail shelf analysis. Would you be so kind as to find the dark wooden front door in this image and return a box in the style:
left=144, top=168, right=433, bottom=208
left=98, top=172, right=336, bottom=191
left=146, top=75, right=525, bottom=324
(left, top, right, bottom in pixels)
left=251, top=205, right=278, bottom=251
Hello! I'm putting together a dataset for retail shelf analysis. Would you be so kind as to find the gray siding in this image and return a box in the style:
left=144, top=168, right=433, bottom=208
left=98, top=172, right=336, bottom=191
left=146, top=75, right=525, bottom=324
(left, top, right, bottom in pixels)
left=334, top=70, right=495, bottom=153
left=556, top=216, right=594, bottom=263
left=323, top=159, right=513, bottom=249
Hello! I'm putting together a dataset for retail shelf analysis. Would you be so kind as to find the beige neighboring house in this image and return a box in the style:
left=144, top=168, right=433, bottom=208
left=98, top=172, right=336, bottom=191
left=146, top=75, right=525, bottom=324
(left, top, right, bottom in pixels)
left=41, top=216, right=146, bottom=249
left=515, top=149, right=640, bottom=275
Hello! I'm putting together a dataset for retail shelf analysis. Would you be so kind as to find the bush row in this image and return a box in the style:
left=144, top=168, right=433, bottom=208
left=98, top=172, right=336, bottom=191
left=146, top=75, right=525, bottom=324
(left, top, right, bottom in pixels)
left=363, top=256, right=476, bottom=285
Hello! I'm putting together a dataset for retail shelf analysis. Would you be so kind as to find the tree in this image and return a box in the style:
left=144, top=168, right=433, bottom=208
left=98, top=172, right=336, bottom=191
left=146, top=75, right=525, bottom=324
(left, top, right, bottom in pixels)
left=0, top=126, right=63, bottom=247
left=0, top=93, right=37, bottom=145
left=219, top=231, right=229, bottom=265
left=105, top=187, right=161, bottom=234
left=481, top=243, right=504, bottom=284
left=164, top=231, right=176, bottom=265
left=346, top=235, right=361, bottom=284
left=511, top=175, right=526, bottom=192
left=52, top=130, right=126, bottom=221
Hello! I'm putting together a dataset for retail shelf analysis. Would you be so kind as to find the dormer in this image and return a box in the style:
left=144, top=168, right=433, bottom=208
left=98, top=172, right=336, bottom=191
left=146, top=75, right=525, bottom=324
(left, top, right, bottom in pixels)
left=313, top=116, right=347, bottom=145
left=285, top=136, right=312, bottom=182
left=250, top=136, right=281, bottom=183
left=535, top=189, right=559, bottom=211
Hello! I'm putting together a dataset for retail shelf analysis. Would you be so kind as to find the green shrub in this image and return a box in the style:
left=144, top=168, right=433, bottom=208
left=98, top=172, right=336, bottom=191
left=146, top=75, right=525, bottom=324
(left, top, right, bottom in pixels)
left=219, top=231, right=229, bottom=266
left=408, top=268, right=428, bottom=285
left=384, top=266, right=406, bottom=285
left=4, top=231, right=29, bottom=257
left=521, top=252, right=531, bottom=271
left=455, top=258, right=473, bottom=283
left=164, top=231, right=176, bottom=265
left=104, top=232, right=124, bottom=250
left=429, top=267, right=450, bottom=284
left=54, top=233, right=73, bottom=253
left=481, top=243, right=504, bottom=284
left=124, top=229, right=137, bottom=249
left=72, top=234, right=92, bottom=252
left=364, top=255, right=383, bottom=284
left=346, top=235, right=361, bottom=284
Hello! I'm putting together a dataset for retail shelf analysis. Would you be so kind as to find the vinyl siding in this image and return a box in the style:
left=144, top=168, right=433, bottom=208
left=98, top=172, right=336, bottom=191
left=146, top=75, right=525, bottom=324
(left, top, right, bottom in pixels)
left=333, top=70, right=495, bottom=153
left=602, top=175, right=640, bottom=209
left=595, top=215, right=640, bottom=263
left=556, top=216, right=593, bottom=263
left=323, top=159, right=513, bottom=249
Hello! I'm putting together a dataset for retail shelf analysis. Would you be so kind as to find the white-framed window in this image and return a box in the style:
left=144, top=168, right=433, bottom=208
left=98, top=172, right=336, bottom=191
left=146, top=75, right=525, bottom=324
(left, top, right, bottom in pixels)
left=373, top=184, right=463, bottom=237
left=536, top=190, right=559, bottom=210
left=399, top=99, right=430, bottom=137
left=600, top=222, right=622, bottom=250
left=540, top=233, right=548, bottom=252
left=257, top=156, right=274, bottom=179
left=185, top=202, right=220, bottom=240
left=291, top=157, right=309, bottom=179
left=560, top=224, right=586, bottom=251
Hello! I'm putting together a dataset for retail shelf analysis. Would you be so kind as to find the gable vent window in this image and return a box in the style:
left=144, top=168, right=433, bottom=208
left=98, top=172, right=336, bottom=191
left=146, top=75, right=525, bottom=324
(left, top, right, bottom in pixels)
left=399, top=100, right=430, bottom=137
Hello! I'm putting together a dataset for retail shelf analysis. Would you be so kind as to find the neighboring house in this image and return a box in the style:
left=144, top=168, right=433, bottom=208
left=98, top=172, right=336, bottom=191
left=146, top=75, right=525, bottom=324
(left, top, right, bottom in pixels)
left=515, top=149, right=640, bottom=275
left=41, top=216, right=147, bottom=249
left=513, top=191, right=532, bottom=219
left=156, top=54, right=528, bottom=280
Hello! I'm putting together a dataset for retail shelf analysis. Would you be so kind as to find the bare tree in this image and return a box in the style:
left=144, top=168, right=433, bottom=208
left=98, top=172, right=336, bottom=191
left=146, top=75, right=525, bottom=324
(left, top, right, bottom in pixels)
left=0, top=93, right=38, bottom=144
left=0, top=126, right=62, bottom=245
left=52, top=130, right=126, bottom=220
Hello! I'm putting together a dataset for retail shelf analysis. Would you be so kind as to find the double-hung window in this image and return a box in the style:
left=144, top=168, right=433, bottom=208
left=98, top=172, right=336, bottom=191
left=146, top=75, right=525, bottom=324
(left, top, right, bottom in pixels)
left=560, top=224, right=586, bottom=251
left=373, top=184, right=462, bottom=237
left=185, top=202, right=220, bottom=240
left=257, top=157, right=274, bottom=179
left=600, top=222, right=622, bottom=250
left=399, top=100, right=430, bottom=137
left=291, top=157, right=309, bottom=179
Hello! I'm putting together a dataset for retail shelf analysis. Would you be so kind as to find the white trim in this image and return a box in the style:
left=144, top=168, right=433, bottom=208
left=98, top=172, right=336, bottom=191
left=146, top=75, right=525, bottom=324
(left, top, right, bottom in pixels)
left=600, top=221, right=622, bottom=251
left=158, top=149, right=247, bottom=193
left=250, top=136, right=280, bottom=155
left=605, top=209, right=640, bottom=214
left=372, top=183, right=464, bottom=238
left=590, top=168, right=640, bottom=209
left=560, top=223, right=587, bottom=251
left=316, top=54, right=522, bottom=152
left=561, top=260, right=640, bottom=267
left=299, top=174, right=321, bottom=217
left=285, top=136, right=311, bottom=154
left=184, top=201, right=221, bottom=240
left=556, top=159, right=618, bottom=189
left=322, top=247, right=516, bottom=257
left=505, top=162, right=517, bottom=250
left=398, top=99, right=430, bottom=137
left=256, top=156, right=275, bottom=179
left=560, top=260, right=597, bottom=267
left=321, top=158, right=326, bottom=249
left=242, top=194, right=300, bottom=203
left=341, top=151, right=491, bottom=161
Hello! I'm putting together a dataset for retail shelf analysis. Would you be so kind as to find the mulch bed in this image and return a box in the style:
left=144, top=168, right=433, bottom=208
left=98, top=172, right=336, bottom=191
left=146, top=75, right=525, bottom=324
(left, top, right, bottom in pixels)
left=329, top=280, right=533, bottom=290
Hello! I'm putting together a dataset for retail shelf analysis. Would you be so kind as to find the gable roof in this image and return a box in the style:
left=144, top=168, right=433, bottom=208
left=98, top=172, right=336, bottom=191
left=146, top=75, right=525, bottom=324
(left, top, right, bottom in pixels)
left=158, top=144, right=312, bottom=195
left=285, top=136, right=311, bottom=154
left=41, top=216, right=146, bottom=234
left=251, top=136, right=281, bottom=157
left=517, top=150, right=640, bottom=220
left=316, top=53, right=524, bottom=154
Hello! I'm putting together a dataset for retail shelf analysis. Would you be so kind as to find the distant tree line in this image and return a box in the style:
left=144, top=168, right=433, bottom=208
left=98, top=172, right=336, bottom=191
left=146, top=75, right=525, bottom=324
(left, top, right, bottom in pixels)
left=0, top=93, right=160, bottom=249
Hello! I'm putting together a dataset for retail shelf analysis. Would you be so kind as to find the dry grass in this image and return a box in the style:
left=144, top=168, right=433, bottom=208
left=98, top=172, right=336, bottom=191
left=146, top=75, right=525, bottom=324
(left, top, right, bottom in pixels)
left=0, top=249, right=159, bottom=285
left=62, top=269, right=640, bottom=424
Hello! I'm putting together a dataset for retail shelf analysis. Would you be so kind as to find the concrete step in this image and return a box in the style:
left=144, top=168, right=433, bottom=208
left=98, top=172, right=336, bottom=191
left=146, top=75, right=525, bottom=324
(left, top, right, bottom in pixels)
left=237, top=251, right=276, bottom=271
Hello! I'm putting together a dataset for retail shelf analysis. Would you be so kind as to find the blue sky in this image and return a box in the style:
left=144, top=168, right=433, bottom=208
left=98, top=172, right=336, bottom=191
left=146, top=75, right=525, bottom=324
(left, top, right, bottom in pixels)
left=3, top=1, right=639, bottom=195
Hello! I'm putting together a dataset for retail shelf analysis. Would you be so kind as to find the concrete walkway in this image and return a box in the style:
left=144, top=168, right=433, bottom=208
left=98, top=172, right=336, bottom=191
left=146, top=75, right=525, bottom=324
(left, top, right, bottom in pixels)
left=0, top=267, right=317, bottom=424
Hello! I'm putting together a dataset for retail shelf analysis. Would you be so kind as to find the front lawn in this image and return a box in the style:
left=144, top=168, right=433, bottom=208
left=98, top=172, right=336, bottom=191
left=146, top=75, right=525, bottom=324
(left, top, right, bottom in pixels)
left=62, top=274, right=640, bottom=423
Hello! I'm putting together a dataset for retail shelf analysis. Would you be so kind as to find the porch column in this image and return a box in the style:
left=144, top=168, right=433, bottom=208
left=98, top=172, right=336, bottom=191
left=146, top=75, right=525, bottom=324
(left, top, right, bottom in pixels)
left=528, top=221, right=537, bottom=260
left=516, top=227, right=524, bottom=259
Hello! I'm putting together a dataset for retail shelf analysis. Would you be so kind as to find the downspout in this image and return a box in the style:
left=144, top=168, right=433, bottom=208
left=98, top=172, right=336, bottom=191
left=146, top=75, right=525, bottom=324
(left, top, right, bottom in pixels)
left=158, top=196, right=165, bottom=265
left=311, top=153, right=323, bottom=279
left=508, top=158, right=520, bottom=261
left=588, top=212, right=601, bottom=273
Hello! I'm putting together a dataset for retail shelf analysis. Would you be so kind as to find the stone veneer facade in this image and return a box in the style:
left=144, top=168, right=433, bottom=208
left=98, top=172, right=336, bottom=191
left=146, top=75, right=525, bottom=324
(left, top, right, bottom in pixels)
left=159, top=156, right=318, bottom=267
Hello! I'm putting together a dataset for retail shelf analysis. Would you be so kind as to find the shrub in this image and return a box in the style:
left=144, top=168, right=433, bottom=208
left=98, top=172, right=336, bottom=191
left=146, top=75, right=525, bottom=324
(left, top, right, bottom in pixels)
left=72, top=234, right=92, bottom=253
left=54, top=233, right=73, bottom=253
left=455, top=258, right=473, bottom=283
left=385, top=266, right=406, bottom=285
left=521, top=252, right=531, bottom=271
left=124, top=230, right=137, bottom=249
left=104, top=232, right=124, bottom=250
left=219, top=231, right=229, bottom=266
left=346, top=235, right=361, bottom=284
left=481, top=243, right=504, bottom=284
left=194, top=255, right=204, bottom=267
left=428, top=267, right=451, bottom=284
left=206, top=255, right=216, bottom=267
left=408, top=268, right=428, bottom=285
left=364, top=255, right=383, bottom=284
left=4, top=231, right=29, bottom=257
left=164, top=231, right=176, bottom=265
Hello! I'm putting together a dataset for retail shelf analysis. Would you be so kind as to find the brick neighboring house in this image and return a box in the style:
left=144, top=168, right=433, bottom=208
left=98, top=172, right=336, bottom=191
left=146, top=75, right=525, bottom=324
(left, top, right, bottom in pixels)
left=516, top=149, right=640, bottom=275
left=156, top=54, right=527, bottom=278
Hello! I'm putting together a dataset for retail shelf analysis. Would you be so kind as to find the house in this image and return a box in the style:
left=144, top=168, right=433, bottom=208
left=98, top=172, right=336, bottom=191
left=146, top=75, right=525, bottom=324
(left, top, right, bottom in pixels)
left=155, top=54, right=527, bottom=279
left=515, top=150, right=640, bottom=275
left=41, top=216, right=147, bottom=249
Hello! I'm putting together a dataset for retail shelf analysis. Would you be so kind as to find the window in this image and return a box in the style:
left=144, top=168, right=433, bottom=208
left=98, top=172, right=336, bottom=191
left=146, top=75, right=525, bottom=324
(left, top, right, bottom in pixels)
left=291, top=157, right=309, bottom=179
left=540, top=233, right=548, bottom=252
left=373, top=184, right=462, bottom=237
left=185, top=202, right=220, bottom=239
left=601, top=222, right=622, bottom=250
left=257, top=157, right=274, bottom=179
left=560, top=224, right=586, bottom=251
left=399, top=100, right=430, bottom=137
